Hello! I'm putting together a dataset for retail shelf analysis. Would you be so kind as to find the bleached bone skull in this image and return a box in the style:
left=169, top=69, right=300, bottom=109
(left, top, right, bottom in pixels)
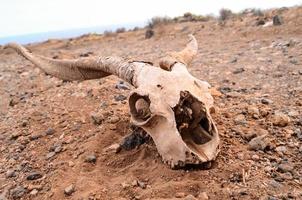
left=6, top=34, right=220, bottom=168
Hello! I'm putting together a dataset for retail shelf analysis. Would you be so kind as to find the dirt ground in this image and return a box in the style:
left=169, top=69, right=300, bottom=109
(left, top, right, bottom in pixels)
left=0, top=6, right=301, bottom=200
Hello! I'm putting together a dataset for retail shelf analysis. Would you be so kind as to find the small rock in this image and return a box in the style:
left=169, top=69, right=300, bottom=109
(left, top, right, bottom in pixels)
left=198, top=192, right=209, bottom=200
left=90, top=112, right=104, bottom=125
left=30, top=189, right=38, bottom=195
left=275, top=146, right=287, bottom=154
left=229, top=58, right=237, bottom=63
left=233, top=68, right=245, bottom=74
left=261, top=98, right=273, bottom=105
left=248, top=134, right=269, bottom=151
left=114, top=94, right=127, bottom=101
left=247, top=106, right=260, bottom=118
left=27, top=172, right=43, bottom=180
left=234, top=114, right=246, bottom=125
left=277, top=163, right=294, bottom=173
left=273, top=15, right=282, bottom=26
left=145, top=29, right=154, bottom=39
left=46, top=152, right=56, bottom=159
left=68, top=161, right=75, bottom=167
left=64, top=184, right=75, bottom=196
left=279, top=172, right=293, bottom=180
left=299, top=146, right=302, bottom=153
left=104, top=143, right=121, bottom=153
left=290, top=58, right=298, bottom=65
left=115, top=81, right=130, bottom=90
left=6, top=169, right=16, bottom=178
left=10, top=186, right=26, bottom=199
left=269, top=180, right=282, bottom=189
left=272, top=112, right=290, bottom=127
left=45, top=128, right=55, bottom=135
left=131, top=180, right=138, bottom=187
left=108, top=116, right=120, bottom=124
left=184, top=194, right=197, bottom=200
left=121, top=182, right=130, bottom=189
left=175, top=192, right=186, bottom=198
left=251, top=154, right=260, bottom=161
left=85, top=154, right=97, bottom=163
left=137, top=180, right=146, bottom=189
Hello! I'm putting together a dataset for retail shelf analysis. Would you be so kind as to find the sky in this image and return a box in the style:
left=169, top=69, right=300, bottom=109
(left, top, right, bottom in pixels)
left=0, top=0, right=301, bottom=38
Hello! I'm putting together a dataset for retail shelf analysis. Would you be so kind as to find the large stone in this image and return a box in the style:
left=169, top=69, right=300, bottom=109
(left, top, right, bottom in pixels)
left=248, top=134, right=269, bottom=151
left=272, top=112, right=290, bottom=127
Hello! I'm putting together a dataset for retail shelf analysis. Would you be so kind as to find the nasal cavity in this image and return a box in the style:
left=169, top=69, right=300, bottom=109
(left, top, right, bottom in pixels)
left=129, top=93, right=151, bottom=122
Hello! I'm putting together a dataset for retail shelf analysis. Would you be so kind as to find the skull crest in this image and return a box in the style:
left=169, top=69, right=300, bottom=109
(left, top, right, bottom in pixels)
left=6, top=34, right=220, bottom=168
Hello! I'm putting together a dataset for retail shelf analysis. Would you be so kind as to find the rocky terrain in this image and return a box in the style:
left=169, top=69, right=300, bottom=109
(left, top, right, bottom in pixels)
left=0, top=6, right=301, bottom=200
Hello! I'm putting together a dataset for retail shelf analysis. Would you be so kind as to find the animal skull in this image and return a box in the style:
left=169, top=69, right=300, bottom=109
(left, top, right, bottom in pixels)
left=6, top=35, right=220, bottom=168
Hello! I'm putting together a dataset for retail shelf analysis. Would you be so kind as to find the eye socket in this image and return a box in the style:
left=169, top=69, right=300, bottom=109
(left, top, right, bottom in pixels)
left=129, top=93, right=151, bottom=122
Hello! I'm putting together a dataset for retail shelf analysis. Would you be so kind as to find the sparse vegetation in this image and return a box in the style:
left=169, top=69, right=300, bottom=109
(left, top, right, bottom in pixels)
left=147, top=16, right=173, bottom=28
left=116, top=27, right=126, bottom=33
left=219, top=8, right=233, bottom=21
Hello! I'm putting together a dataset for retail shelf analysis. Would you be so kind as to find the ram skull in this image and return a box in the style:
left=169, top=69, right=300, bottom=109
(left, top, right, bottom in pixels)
left=6, top=35, right=220, bottom=168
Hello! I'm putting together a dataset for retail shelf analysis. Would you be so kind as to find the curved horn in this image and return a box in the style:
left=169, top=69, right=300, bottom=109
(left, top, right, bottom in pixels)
left=5, top=43, right=138, bottom=84
left=159, top=34, right=198, bottom=71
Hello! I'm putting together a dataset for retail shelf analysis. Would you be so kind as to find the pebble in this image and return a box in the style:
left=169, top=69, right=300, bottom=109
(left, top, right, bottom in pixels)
left=137, top=180, right=146, bottom=189
left=272, top=112, right=290, bottom=127
left=175, top=192, right=186, bottom=198
left=90, top=112, right=104, bottom=125
left=234, top=114, right=246, bottom=125
left=184, top=194, right=197, bottom=200
left=115, top=81, right=130, bottom=90
left=30, top=189, right=38, bottom=195
left=85, top=154, right=97, bottom=163
left=198, top=192, right=209, bottom=200
left=104, top=143, right=121, bottom=153
left=10, top=186, right=26, bottom=199
left=279, top=172, right=293, bottom=180
left=247, top=106, right=260, bottom=118
left=248, top=134, right=269, bottom=151
left=121, top=182, right=130, bottom=189
left=45, top=128, right=55, bottom=135
left=277, top=163, right=294, bottom=173
left=251, top=154, right=260, bottom=161
left=268, top=180, right=282, bottom=189
left=6, top=169, right=16, bottom=178
left=261, top=98, right=273, bottom=105
left=114, top=94, right=127, bottom=101
left=27, top=172, right=43, bottom=180
left=46, top=152, right=56, bottom=159
left=108, top=116, right=120, bottom=124
left=64, top=184, right=75, bottom=196
left=275, top=146, right=287, bottom=154
left=233, top=68, right=245, bottom=74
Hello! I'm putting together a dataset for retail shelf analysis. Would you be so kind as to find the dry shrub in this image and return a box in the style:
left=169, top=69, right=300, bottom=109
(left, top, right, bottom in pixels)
left=219, top=8, right=233, bottom=21
left=116, top=27, right=126, bottom=33
left=147, top=16, right=173, bottom=28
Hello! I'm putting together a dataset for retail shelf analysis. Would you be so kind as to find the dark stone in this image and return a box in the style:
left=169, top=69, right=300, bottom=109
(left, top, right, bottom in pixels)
left=85, top=154, right=97, bottom=163
left=45, top=128, right=55, bottom=135
left=256, top=19, right=265, bottom=26
left=233, top=68, right=245, bottom=74
left=273, top=15, right=282, bottom=26
left=121, top=127, right=148, bottom=150
left=277, top=163, right=294, bottom=173
left=26, top=172, right=43, bottom=180
left=10, top=186, right=27, bottom=199
left=261, top=98, right=273, bottom=105
left=114, top=94, right=127, bottom=101
left=145, top=29, right=154, bottom=39
left=64, top=184, right=75, bottom=196
left=115, top=81, right=130, bottom=90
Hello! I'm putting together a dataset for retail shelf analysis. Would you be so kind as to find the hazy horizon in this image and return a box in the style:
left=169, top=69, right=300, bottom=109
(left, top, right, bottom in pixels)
left=1, top=0, right=301, bottom=44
